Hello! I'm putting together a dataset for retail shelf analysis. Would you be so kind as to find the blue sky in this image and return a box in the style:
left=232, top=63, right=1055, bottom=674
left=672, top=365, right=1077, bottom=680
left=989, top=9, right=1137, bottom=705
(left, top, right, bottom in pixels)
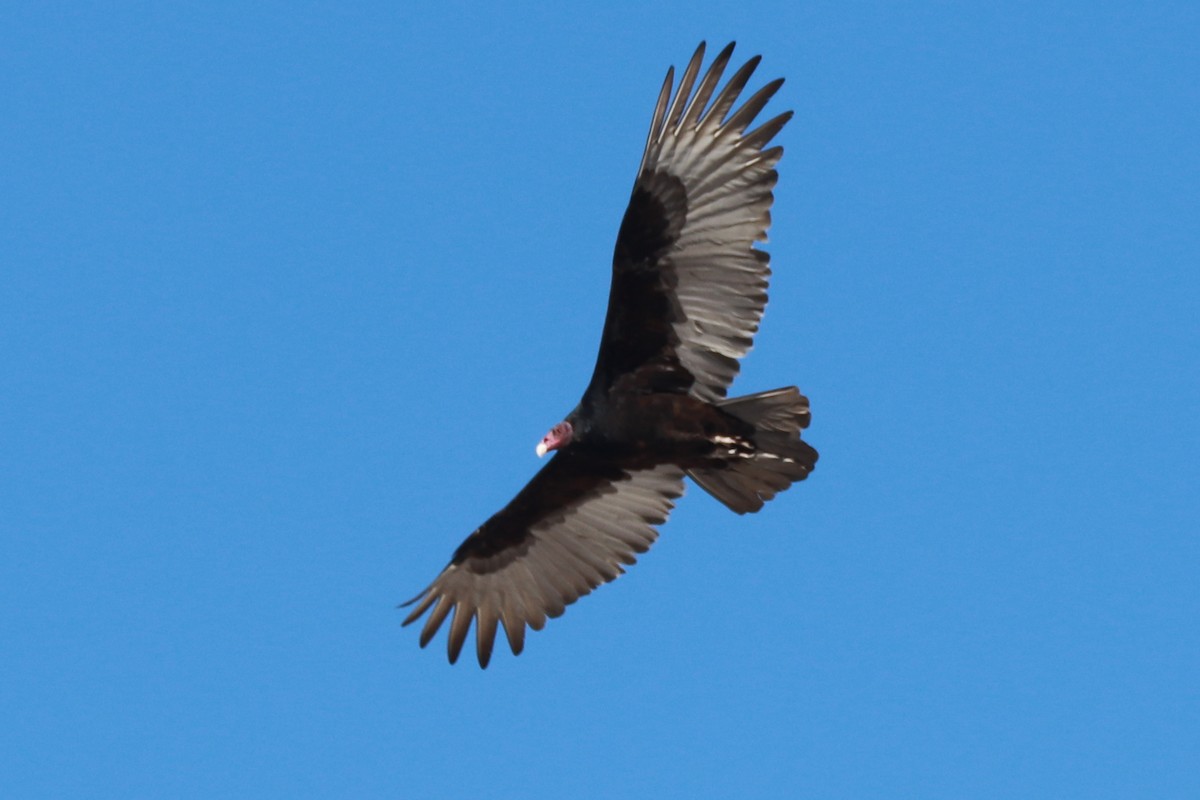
left=3, top=2, right=1197, bottom=797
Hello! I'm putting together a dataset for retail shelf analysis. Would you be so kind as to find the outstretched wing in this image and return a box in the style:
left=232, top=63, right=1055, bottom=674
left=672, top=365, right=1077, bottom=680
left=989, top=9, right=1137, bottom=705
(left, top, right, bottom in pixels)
left=587, top=41, right=792, bottom=403
left=402, top=456, right=685, bottom=667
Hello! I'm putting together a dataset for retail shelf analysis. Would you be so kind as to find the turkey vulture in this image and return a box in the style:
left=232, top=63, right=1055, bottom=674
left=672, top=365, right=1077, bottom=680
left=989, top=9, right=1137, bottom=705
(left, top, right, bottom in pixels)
left=403, top=42, right=818, bottom=667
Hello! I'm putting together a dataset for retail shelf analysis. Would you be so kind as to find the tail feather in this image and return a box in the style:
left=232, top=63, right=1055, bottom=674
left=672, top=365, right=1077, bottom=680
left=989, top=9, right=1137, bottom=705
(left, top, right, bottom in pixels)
left=687, top=386, right=817, bottom=514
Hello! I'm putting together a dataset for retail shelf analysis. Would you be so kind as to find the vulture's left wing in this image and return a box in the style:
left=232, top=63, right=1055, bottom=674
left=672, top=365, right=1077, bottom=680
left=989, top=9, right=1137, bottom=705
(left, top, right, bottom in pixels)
left=587, top=42, right=792, bottom=403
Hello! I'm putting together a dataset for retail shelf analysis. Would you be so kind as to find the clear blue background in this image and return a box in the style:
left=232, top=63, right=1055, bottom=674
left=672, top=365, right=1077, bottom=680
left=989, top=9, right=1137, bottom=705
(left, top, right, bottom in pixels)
left=3, top=2, right=1197, bottom=797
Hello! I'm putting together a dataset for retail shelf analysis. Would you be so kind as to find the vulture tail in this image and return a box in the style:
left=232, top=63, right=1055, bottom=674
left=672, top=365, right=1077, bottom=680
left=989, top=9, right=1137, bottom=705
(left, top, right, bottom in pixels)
left=687, top=387, right=818, bottom=515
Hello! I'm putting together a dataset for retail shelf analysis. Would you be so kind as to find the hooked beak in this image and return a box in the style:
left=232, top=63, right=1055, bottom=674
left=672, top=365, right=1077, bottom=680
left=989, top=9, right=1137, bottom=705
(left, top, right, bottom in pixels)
left=536, top=442, right=549, bottom=458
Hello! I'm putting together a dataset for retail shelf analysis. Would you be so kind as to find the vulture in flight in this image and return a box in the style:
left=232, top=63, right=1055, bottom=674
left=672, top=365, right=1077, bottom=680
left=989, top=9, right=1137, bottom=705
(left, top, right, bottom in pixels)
left=403, top=42, right=818, bottom=667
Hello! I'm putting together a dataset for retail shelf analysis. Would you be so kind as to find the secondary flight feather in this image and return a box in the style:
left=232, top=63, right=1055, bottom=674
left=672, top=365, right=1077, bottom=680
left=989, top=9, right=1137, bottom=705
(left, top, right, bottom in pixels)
left=403, top=42, right=818, bottom=667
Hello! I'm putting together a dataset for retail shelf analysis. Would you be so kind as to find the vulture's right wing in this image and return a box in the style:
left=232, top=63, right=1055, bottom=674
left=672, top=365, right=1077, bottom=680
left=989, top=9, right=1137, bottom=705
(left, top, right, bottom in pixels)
left=402, top=455, right=685, bottom=667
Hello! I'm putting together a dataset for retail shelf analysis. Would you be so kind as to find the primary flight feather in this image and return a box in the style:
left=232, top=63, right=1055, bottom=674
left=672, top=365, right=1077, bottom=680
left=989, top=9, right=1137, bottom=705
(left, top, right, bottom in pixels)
left=403, top=42, right=818, bottom=667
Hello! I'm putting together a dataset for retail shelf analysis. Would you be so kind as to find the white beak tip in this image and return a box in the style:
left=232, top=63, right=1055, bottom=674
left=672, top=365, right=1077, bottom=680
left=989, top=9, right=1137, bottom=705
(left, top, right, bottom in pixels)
left=535, top=443, right=548, bottom=458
